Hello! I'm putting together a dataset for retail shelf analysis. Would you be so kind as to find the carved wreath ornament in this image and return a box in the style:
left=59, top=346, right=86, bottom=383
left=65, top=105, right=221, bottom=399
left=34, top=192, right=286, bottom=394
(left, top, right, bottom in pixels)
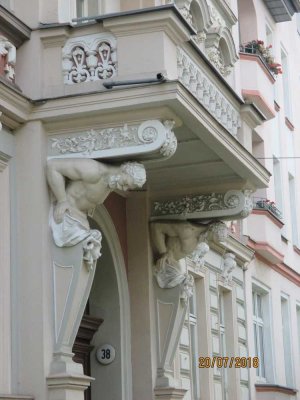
left=62, top=33, right=117, bottom=85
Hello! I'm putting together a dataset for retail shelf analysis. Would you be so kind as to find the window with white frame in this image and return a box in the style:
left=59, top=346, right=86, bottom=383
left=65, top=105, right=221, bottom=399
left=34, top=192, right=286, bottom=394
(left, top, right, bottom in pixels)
left=252, top=291, right=266, bottom=380
left=281, top=48, right=292, bottom=120
left=189, top=290, right=201, bottom=400
left=273, top=157, right=283, bottom=215
left=76, top=0, right=101, bottom=18
left=288, top=174, right=298, bottom=245
left=281, top=295, right=294, bottom=387
left=266, top=23, right=273, bottom=48
left=252, top=283, right=275, bottom=383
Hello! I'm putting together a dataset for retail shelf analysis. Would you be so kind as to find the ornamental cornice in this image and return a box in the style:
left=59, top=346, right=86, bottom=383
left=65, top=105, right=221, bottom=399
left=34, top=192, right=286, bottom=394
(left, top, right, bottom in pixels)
left=0, top=78, right=30, bottom=129
left=0, top=5, right=31, bottom=48
left=151, top=190, right=253, bottom=221
left=177, top=47, right=241, bottom=136
left=48, top=119, right=177, bottom=161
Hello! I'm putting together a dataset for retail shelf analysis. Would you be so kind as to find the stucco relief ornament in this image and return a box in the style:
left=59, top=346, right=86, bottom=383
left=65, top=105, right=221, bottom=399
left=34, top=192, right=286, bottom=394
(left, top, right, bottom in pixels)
left=0, top=36, right=16, bottom=82
left=177, top=47, right=241, bottom=136
left=193, top=31, right=207, bottom=45
left=152, top=190, right=250, bottom=221
left=48, top=120, right=177, bottom=162
left=191, top=242, right=210, bottom=271
left=240, top=190, right=253, bottom=217
left=207, top=47, right=231, bottom=77
left=160, top=120, right=177, bottom=157
left=221, top=253, right=237, bottom=284
left=62, top=33, right=117, bottom=85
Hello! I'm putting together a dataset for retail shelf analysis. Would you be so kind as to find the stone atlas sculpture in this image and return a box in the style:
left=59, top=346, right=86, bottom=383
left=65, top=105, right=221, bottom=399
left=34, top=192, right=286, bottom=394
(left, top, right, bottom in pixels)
left=47, top=157, right=146, bottom=266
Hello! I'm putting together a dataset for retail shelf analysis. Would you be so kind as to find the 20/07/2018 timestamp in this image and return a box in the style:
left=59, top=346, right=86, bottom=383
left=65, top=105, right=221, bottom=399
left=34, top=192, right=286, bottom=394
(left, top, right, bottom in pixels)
left=198, top=356, right=259, bottom=368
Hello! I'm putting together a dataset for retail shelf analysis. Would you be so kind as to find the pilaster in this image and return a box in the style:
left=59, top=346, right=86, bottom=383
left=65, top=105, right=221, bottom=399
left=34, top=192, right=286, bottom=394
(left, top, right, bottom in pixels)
left=126, top=192, right=156, bottom=400
left=14, top=120, right=53, bottom=399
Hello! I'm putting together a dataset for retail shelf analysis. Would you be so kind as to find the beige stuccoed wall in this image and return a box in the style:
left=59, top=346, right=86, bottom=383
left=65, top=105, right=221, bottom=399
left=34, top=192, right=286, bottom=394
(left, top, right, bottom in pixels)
left=245, top=260, right=300, bottom=399
left=13, top=121, right=53, bottom=398
left=0, top=127, right=14, bottom=394
left=126, top=193, right=157, bottom=399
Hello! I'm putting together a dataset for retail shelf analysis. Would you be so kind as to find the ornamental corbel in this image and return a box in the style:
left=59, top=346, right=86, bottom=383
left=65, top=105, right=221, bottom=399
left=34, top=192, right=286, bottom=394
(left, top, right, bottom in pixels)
left=151, top=190, right=253, bottom=221
left=48, top=119, right=177, bottom=161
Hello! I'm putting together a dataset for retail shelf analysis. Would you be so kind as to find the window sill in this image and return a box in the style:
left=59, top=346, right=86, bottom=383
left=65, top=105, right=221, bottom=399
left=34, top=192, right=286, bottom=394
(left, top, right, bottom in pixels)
left=285, top=116, right=295, bottom=131
left=293, top=245, right=300, bottom=256
left=274, top=100, right=280, bottom=112
left=256, top=383, right=297, bottom=395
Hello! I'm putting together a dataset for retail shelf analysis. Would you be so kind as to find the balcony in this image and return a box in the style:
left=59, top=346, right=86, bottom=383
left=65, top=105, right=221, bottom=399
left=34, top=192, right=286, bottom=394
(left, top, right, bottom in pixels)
left=9, top=5, right=270, bottom=197
left=247, top=198, right=284, bottom=264
left=239, top=43, right=276, bottom=121
left=253, top=197, right=282, bottom=220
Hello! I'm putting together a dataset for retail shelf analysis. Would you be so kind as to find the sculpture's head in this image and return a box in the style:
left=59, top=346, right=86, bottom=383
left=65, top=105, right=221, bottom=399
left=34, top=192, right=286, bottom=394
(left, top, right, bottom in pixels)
left=108, top=162, right=146, bottom=191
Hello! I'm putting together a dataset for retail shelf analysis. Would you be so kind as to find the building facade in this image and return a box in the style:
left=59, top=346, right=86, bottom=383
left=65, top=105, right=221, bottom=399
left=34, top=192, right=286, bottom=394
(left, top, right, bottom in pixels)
left=0, top=1, right=299, bottom=400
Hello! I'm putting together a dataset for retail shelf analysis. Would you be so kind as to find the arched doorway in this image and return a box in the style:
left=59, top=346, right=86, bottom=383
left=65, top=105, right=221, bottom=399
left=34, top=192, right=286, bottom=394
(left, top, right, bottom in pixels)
left=73, top=205, right=132, bottom=400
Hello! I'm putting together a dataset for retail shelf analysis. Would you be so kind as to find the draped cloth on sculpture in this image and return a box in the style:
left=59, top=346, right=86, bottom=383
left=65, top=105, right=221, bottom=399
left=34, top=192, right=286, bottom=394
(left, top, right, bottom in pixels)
left=155, top=259, right=194, bottom=300
left=49, top=208, right=102, bottom=270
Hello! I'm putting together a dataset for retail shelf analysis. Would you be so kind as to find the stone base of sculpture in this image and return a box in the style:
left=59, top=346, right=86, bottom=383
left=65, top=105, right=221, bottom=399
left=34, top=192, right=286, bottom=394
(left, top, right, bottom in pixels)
left=47, top=235, right=100, bottom=400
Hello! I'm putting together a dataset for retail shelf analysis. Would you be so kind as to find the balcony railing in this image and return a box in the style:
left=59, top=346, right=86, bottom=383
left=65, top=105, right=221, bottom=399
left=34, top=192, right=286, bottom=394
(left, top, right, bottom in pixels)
left=239, top=42, right=282, bottom=76
left=253, top=197, right=282, bottom=220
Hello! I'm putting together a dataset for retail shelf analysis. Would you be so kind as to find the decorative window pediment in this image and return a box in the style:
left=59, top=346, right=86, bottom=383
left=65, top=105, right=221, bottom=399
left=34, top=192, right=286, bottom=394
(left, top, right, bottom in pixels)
left=62, top=33, right=117, bottom=85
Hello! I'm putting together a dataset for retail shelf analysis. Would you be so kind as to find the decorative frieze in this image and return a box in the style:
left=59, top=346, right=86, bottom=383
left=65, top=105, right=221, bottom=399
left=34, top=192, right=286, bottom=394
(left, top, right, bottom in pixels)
left=48, top=120, right=177, bottom=161
left=0, top=36, right=16, bottom=82
left=177, top=47, right=240, bottom=136
left=62, top=33, right=117, bottom=85
left=152, top=190, right=253, bottom=221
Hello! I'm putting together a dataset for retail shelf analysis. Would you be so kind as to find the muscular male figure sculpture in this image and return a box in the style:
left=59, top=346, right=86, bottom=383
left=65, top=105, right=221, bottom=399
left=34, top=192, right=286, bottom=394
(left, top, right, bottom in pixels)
left=150, top=220, right=209, bottom=265
left=47, top=158, right=146, bottom=253
left=47, top=158, right=146, bottom=226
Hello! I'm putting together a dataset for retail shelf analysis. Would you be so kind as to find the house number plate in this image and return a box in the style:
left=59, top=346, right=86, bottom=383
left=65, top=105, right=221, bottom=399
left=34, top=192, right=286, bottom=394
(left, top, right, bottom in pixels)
left=96, top=344, right=116, bottom=365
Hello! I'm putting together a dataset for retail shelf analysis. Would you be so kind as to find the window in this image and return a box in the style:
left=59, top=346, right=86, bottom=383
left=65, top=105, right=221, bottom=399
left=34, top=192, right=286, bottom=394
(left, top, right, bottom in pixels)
left=297, top=14, right=300, bottom=35
left=252, top=292, right=266, bottom=380
left=288, top=174, right=298, bottom=245
left=281, top=295, right=294, bottom=387
left=273, top=157, right=283, bottom=215
left=296, top=304, right=300, bottom=359
left=281, top=49, right=292, bottom=120
left=76, top=0, right=101, bottom=18
left=266, top=24, right=273, bottom=47
left=252, top=283, right=275, bottom=383
left=189, top=291, right=201, bottom=400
